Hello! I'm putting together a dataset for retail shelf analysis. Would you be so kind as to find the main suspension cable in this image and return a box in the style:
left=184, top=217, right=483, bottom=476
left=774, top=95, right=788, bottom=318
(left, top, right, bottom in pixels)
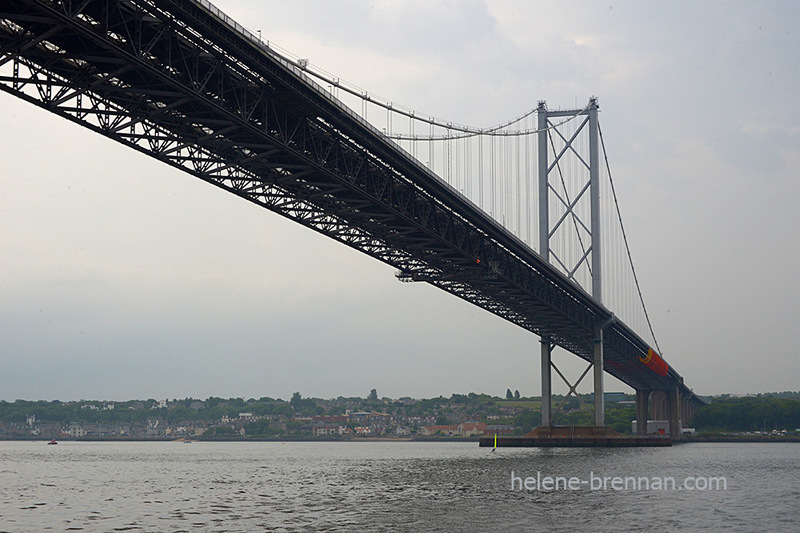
left=292, top=57, right=588, bottom=140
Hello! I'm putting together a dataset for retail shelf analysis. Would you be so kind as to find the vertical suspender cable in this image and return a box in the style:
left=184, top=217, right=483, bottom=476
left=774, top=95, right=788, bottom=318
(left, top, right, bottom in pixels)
left=599, top=124, right=661, bottom=354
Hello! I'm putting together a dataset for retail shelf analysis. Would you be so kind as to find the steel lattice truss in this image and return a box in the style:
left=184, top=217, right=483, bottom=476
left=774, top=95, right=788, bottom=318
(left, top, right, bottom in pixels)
left=0, top=0, right=700, bottom=402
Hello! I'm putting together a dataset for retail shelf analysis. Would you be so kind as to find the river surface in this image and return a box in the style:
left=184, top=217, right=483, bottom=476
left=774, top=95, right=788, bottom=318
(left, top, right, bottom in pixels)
left=0, top=440, right=798, bottom=532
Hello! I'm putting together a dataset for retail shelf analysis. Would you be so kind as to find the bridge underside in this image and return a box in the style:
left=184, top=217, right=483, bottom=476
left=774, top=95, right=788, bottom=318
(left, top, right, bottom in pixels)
left=0, top=0, right=701, bottom=405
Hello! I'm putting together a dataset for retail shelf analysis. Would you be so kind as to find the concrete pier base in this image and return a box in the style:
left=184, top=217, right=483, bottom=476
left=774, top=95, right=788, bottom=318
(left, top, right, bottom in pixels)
left=667, top=385, right=682, bottom=441
left=636, top=389, right=650, bottom=435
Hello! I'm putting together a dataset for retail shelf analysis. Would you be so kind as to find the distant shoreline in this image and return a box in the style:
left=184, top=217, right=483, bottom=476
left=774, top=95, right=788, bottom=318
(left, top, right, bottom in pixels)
left=681, top=434, right=800, bottom=443
left=2, top=435, right=799, bottom=444
left=0, top=435, right=481, bottom=443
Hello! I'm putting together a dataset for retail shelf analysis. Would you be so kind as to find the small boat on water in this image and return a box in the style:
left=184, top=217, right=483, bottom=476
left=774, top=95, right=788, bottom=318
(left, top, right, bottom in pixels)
left=47, top=440, right=58, bottom=445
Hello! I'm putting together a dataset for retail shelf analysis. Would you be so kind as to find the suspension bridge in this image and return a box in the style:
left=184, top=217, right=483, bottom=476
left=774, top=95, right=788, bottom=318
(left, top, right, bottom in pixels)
left=0, top=0, right=703, bottom=440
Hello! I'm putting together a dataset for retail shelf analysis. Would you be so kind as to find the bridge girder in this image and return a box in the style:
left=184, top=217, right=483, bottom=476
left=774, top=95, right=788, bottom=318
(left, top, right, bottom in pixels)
left=0, top=0, right=700, bottom=401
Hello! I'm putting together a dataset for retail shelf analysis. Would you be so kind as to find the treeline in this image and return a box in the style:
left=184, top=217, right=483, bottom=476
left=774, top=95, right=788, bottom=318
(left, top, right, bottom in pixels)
left=19, top=392, right=790, bottom=436
left=693, top=396, right=800, bottom=432
left=0, top=397, right=294, bottom=425
left=0, top=392, right=506, bottom=426
left=0, top=392, right=614, bottom=432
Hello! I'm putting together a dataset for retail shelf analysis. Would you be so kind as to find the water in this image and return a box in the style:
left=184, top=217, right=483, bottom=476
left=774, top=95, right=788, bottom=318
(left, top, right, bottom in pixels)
left=0, top=440, right=797, bottom=532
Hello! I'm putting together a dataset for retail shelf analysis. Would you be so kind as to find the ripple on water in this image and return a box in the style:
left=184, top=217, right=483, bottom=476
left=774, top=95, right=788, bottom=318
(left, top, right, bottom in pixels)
left=1, top=441, right=798, bottom=531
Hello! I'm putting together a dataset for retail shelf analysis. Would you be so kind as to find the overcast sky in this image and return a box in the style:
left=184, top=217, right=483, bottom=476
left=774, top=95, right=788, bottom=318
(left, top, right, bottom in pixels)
left=1, top=1, right=798, bottom=402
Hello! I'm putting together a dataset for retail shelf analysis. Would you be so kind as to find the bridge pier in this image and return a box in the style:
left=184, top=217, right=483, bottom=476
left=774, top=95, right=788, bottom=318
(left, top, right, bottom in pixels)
left=635, top=389, right=650, bottom=435
left=593, top=332, right=604, bottom=427
left=681, top=395, right=695, bottom=427
left=667, top=385, right=682, bottom=441
left=688, top=397, right=699, bottom=425
left=540, top=337, right=552, bottom=427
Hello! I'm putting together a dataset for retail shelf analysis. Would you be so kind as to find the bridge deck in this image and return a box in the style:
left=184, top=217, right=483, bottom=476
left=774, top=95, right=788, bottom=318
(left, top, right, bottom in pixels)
left=0, top=0, right=700, bottom=404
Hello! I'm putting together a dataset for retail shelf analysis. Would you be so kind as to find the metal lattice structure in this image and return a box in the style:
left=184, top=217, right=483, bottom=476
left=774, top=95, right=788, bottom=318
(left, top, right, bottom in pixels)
left=0, top=0, right=702, bottom=407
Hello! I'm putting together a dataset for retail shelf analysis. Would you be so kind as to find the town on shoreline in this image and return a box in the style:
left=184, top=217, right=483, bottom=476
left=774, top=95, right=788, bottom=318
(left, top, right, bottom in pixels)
left=2, top=390, right=799, bottom=442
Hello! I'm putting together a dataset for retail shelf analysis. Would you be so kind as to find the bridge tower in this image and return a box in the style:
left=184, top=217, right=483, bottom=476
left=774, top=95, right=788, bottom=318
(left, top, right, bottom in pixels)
left=537, top=97, right=606, bottom=427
